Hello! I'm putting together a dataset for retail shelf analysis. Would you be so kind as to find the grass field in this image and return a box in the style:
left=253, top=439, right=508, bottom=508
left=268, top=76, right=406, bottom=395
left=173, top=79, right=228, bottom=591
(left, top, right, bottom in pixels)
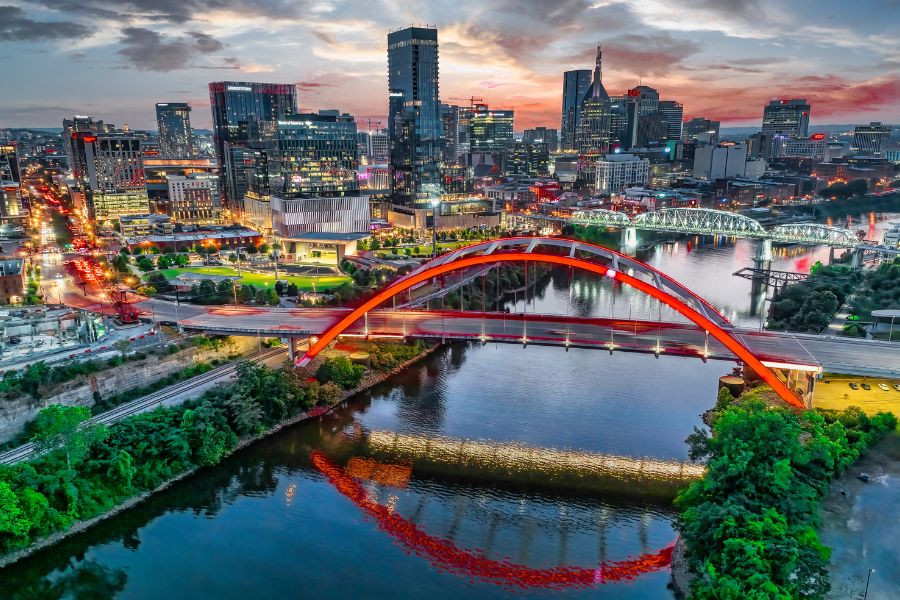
left=155, top=266, right=351, bottom=292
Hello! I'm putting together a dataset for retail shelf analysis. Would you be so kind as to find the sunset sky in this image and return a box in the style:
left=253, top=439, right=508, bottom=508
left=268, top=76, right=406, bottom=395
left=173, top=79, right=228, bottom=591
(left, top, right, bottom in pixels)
left=2, top=0, right=899, bottom=131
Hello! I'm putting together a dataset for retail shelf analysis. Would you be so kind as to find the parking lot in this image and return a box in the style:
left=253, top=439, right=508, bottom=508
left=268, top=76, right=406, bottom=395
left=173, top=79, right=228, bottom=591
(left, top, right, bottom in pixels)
left=814, top=376, right=900, bottom=414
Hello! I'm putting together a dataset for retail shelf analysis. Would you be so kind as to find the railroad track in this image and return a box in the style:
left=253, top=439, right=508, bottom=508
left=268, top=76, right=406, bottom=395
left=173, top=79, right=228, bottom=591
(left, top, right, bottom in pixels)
left=0, top=346, right=286, bottom=466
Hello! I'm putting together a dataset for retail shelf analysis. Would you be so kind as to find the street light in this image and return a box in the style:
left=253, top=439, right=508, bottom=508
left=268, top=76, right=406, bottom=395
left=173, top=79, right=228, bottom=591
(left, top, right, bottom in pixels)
left=430, top=198, right=440, bottom=259
left=864, top=568, right=876, bottom=600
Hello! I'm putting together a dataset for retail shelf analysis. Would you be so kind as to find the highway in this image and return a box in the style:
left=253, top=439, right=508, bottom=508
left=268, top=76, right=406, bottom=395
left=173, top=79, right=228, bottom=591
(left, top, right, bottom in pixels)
left=164, top=304, right=900, bottom=378
left=0, top=346, right=286, bottom=466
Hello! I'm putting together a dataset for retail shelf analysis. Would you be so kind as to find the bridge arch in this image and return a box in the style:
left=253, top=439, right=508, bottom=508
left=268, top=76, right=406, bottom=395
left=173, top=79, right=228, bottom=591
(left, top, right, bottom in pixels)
left=570, top=208, right=633, bottom=228
left=769, top=223, right=858, bottom=247
left=299, top=237, right=802, bottom=409
left=631, top=208, right=768, bottom=238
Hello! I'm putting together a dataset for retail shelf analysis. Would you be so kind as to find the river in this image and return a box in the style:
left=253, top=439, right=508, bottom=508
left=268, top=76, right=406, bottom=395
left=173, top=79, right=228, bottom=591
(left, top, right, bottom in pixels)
left=1, top=213, right=896, bottom=598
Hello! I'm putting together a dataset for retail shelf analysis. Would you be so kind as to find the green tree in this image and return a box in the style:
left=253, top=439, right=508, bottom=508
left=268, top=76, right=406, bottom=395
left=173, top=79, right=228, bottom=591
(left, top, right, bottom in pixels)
left=0, top=481, right=29, bottom=549
left=31, top=405, right=108, bottom=469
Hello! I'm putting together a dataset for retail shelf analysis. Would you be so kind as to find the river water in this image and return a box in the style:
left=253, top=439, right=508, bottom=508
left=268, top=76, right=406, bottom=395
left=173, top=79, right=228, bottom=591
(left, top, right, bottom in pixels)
left=2, top=214, right=896, bottom=599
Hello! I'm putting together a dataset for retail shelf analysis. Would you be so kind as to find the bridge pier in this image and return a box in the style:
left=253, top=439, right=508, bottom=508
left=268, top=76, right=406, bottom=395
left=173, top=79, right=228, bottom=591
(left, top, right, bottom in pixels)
left=620, top=226, right=637, bottom=250
left=851, top=248, right=863, bottom=271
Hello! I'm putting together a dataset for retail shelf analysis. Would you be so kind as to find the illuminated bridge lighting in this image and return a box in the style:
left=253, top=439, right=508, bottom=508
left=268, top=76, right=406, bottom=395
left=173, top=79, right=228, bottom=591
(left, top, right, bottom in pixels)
left=311, top=451, right=674, bottom=590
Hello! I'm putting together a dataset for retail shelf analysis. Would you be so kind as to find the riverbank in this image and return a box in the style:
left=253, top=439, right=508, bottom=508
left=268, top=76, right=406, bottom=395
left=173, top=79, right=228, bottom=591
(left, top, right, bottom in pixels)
left=0, top=340, right=442, bottom=570
left=819, top=430, right=900, bottom=599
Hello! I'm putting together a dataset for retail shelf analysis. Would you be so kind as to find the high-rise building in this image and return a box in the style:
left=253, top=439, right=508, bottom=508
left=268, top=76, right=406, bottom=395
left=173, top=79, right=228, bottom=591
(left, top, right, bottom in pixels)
left=523, top=127, right=559, bottom=153
left=502, top=142, right=550, bottom=177
left=441, top=103, right=461, bottom=163
left=470, top=104, right=514, bottom=153
left=69, top=132, right=150, bottom=221
left=560, top=69, right=592, bottom=151
left=62, top=116, right=113, bottom=168
left=575, top=48, right=612, bottom=156
left=208, top=81, right=297, bottom=206
left=658, top=100, right=683, bottom=142
left=255, top=111, right=359, bottom=197
left=358, top=129, right=390, bottom=164
left=155, top=103, right=194, bottom=158
left=683, top=117, right=720, bottom=144
left=762, top=99, right=810, bottom=138
left=387, top=26, right=443, bottom=206
left=853, top=122, right=892, bottom=156
left=0, top=143, right=19, bottom=182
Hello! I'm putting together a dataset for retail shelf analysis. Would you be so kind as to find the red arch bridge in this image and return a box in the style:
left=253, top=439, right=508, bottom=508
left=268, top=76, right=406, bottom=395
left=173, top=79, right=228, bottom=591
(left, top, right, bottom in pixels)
left=169, top=237, right=900, bottom=409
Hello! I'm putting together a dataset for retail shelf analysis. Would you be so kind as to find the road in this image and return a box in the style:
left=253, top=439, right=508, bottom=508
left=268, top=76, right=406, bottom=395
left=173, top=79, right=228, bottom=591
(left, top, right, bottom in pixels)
left=0, top=346, right=286, bottom=466
left=156, top=303, right=900, bottom=378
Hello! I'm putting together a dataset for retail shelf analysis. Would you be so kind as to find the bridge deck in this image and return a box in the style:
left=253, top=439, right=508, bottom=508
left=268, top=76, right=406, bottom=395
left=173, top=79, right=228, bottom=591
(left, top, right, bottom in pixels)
left=171, top=306, right=900, bottom=379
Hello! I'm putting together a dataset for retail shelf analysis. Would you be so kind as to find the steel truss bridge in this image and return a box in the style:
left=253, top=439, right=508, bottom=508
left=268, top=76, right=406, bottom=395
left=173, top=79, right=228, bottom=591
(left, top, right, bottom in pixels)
left=560, top=207, right=878, bottom=249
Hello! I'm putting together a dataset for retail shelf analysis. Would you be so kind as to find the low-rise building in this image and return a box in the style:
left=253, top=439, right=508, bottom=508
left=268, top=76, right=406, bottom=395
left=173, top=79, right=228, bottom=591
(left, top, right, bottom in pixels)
left=271, top=195, right=370, bottom=237
left=0, top=259, right=25, bottom=304
left=119, top=214, right=174, bottom=238
left=595, top=154, right=650, bottom=193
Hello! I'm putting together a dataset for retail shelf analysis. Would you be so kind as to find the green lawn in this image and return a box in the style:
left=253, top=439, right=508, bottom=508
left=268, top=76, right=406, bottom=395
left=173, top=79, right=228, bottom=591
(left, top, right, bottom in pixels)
left=155, top=266, right=351, bottom=292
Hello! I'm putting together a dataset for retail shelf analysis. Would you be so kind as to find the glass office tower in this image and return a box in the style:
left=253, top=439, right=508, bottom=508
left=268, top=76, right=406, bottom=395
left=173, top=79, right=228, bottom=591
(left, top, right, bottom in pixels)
left=387, top=26, right=442, bottom=206
left=155, top=103, right=194, bottom=158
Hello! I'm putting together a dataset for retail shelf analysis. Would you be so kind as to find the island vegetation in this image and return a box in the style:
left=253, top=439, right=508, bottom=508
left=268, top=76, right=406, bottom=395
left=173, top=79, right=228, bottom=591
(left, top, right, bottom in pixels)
left=676, top=387, right=896, bottom=598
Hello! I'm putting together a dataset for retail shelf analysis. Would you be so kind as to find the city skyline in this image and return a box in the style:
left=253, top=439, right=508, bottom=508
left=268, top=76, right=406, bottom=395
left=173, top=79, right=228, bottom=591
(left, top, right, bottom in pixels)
left=2, top=0, right=900, bottom=130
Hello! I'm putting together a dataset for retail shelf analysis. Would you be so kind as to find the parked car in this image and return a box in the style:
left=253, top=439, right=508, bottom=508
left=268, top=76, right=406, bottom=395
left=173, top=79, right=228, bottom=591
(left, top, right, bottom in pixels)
left=879, top=383, right=890, bottom=391
left=849, top=382, right=859, bottom=390
left=893, top=384, right=900, bottom=392
left=861, top=383, right=871, bottom=391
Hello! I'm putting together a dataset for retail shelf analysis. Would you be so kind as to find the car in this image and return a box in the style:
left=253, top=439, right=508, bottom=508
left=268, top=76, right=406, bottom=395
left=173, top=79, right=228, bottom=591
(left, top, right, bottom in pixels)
left=861, top=383, right=871, bottom=391
left=879, top=383, right=890, bottom=392
left=849, top=382, right=859, bottom=390
left=894, top=384, right=900, bottom=392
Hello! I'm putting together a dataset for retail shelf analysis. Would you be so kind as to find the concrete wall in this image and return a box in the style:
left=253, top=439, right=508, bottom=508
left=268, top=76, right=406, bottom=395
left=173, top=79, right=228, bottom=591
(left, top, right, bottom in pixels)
left=0, top=336, right=257, bottom=443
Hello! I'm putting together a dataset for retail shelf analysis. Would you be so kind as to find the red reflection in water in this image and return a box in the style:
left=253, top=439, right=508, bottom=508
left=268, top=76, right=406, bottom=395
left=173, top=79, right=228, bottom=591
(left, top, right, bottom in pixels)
left=310, top=451, right=674, bottom=590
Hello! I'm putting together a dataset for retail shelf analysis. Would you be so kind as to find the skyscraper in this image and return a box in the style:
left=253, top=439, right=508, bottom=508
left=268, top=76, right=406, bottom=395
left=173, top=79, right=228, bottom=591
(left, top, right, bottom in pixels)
left=560, top=69, right=592, bottom=151
left=62, top=116, right=113, bottom=168
left=762, top=99, right=810, bottom=138
left=208, top=81, right=297, bottom=206
left=575, top=47, right=612, bottom=156
left=387, top=26, right=442, bottom=206
left=156, top=103, right=194, bottom=158
left=853, top=122, right=892, bottom=155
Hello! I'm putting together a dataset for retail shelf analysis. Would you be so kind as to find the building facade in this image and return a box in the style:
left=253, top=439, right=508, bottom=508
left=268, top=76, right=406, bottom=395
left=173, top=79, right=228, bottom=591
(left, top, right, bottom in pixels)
left=595, top=154, right=650, bottom=193
left=207, top=82, right=297, bottom=207
left=69, top=132, right=150, bottom=221
left=387, top=26, right=443, bottom=206
left=560, top=69, right=592, bottom=151
left=271, top=195, right=370, bottom=236
left=523, top=127, right=559, bottom=153
left=470, top=105, right=514, bottom=153
left=167, top=174, right=220, bottom=223
left=683, top=117, right=720, bottom=144
left=693, top=143, right=747, bottom=180
left=853, top=122, right=892, bottom=156
left=155, top=103, right=194, bottom=158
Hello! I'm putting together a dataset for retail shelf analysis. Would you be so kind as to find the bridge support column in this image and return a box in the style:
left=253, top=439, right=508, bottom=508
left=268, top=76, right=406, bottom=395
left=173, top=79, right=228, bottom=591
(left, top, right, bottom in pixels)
left=287, top=337, right=297, bottom=363
left=851, top=248, right=863, bottom=271
left=828, top=247, right=835, bottom=265
left=620, top=227, right=637, bottom=251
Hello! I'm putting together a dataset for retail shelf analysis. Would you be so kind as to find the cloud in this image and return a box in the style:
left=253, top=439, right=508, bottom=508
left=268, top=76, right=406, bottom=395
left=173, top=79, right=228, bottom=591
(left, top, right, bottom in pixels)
left=116, top=27, right=229, bottom=71
left=0, top=5, right=94, bottom=41
left=296, top=80, right=334, bottom=92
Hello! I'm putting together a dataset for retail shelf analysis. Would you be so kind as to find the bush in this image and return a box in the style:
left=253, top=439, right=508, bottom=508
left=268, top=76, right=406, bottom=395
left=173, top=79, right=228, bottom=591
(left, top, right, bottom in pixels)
left=316, top=356, right=365, bottom=389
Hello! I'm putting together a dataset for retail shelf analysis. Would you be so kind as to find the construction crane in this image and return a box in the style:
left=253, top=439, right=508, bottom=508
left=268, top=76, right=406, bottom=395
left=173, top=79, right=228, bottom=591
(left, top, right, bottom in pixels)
left=449, top=96, right=484, bottom=107
left=355, top=116, right=385, bottom=132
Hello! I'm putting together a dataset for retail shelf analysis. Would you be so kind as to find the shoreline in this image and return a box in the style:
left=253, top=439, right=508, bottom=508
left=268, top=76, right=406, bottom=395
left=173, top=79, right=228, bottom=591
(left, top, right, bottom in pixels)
left=0, top=341, right=443, bottom=570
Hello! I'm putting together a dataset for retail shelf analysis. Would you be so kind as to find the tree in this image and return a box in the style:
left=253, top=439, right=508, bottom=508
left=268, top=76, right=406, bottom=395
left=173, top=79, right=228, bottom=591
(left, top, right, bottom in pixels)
left=286, top=283, right=299, bottom=297
left=244, top=244, right=258, bottom=255
left=136, top=256, right=155, bottom=273
left=274, top=280, right=286, bottom=296
left=316, top=356, right=365, bottom=389
left=31, top=405, right=108, bottom=469
left=114, top=338, right=131, bottom=358
left=0, top=481, right=29, bottom=549
left=112, top=254, right=130, bottom=273
left=156, top=254, right=174, bottom=270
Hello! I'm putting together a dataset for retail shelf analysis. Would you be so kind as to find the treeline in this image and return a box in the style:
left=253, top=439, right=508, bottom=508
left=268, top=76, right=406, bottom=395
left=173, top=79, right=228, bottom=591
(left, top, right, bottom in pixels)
left=676, top=390, right=896, bottom=598
left=849, top=260, right=900, bottom=322
left=767, top=263, right=858, bottom=333
left=0, top=341, right=427, bottom=558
